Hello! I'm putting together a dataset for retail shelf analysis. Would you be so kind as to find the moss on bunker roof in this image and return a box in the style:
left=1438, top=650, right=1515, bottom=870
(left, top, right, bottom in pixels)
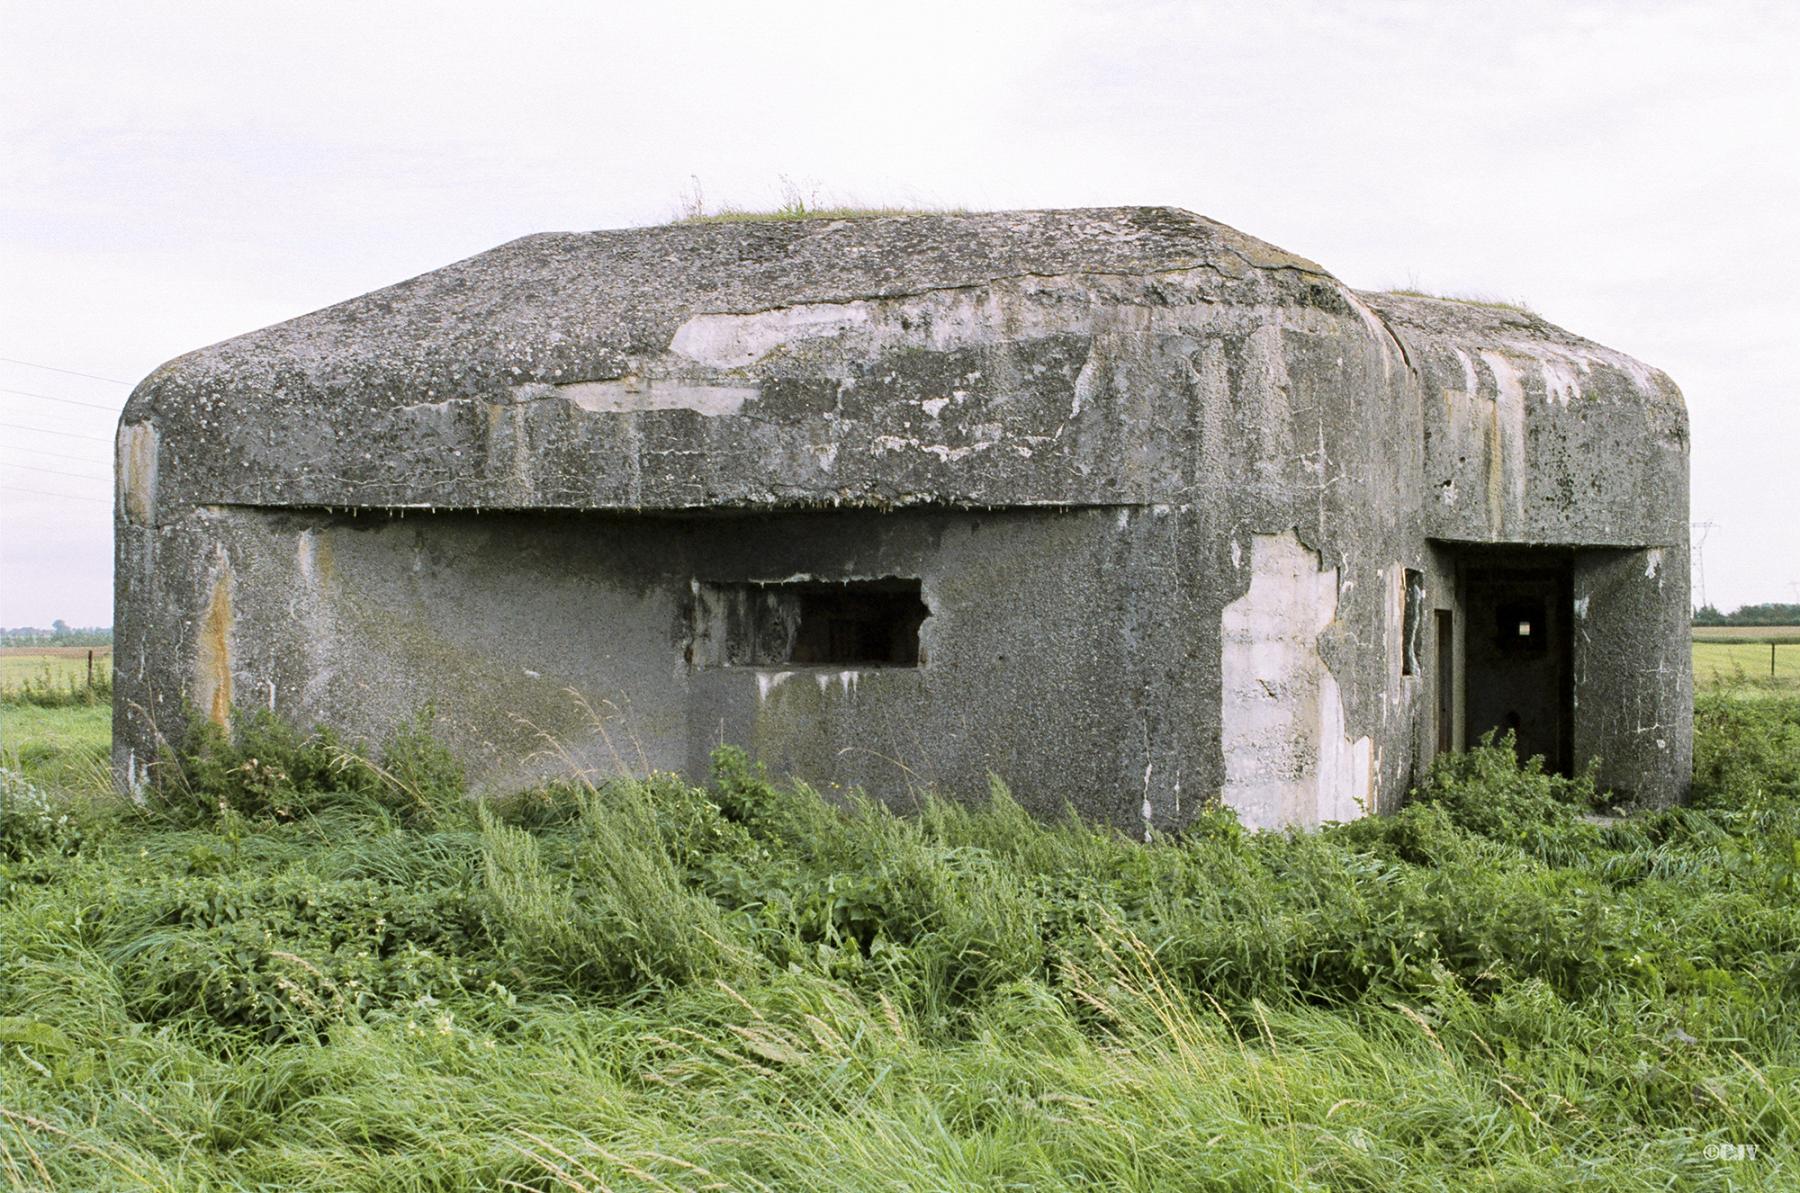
left=127, top=206, right=1663, bottom=422
left=1358, top=289, right=1604, bottom=354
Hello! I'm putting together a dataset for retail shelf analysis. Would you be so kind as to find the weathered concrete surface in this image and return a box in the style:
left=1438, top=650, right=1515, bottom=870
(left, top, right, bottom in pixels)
left=1360, top=293, right=1688, bottom=549
left=115, top=208, right=1691, bottom=827
left=1573, top=546, right=1694, bottom=803
left=1221, top=530, right=1372, bottom=829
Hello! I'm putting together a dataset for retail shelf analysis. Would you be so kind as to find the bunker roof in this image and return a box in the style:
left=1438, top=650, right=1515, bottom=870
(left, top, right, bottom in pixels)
left=118, top=207, right=1680, bottom=519
left=128, top=207, right=1327, bottom=416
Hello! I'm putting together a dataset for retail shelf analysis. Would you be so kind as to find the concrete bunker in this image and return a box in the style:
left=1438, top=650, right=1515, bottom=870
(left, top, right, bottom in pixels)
left=113, top=207, right=1692, bottom=830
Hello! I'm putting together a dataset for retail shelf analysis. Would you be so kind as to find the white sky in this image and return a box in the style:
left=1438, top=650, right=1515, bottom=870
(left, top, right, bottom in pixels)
left=2, top=0, right=1795, bottom=626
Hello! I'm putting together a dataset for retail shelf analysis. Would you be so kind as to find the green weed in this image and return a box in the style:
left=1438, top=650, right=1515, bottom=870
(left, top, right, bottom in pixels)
left=1, top=696, right=1795, bottom=1188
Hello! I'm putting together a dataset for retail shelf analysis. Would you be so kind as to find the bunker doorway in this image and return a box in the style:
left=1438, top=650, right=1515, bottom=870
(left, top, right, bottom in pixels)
left=1459, top=551, right=1574, bottom=776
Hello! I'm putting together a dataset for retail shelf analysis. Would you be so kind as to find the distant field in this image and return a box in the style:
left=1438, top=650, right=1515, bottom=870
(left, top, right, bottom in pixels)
left=1693, top=635, right=1800, bottom=691
left=1691, top=625, right=1800, bottom=642
left=0, top=645, right=113, bottom=657
left=0, top=645, right=112, bottom=685
left=0, top=646, right=113, bottom=709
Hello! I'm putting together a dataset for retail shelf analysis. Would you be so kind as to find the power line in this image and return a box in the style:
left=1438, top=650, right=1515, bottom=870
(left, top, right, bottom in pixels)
left=1, top=443, right=110, bottom=465
left=0, top=355, right=131, bottom=385
left=0, top=384, right=123, bottom=412
left=0, top=482, right=110, bottom=505
left=0, top=460, right=111, bottom=483
left=0, top=420, right=113, bottom=443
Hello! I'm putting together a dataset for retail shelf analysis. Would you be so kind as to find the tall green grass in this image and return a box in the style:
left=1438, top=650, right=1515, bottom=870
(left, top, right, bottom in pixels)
left=1, top=696, right=1795, bottom=1189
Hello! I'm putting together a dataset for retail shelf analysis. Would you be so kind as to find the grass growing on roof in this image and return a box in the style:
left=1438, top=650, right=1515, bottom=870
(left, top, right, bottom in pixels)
left=1381, top=288, right=1539, bottom=317
left=668, top=175, right=959, bottom=224
left=674, top=205, right=956, bottom=224
left=1, top=695, right=1796, bottom=1189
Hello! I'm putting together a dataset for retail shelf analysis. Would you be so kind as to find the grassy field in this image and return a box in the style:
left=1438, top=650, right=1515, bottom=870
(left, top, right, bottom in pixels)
left=1692, top=626, right=1800, bottom=691
left=2, top=678, right=1798, bottom=1189
left=0, top=646, right=112, bottom=707
left=0, top=702, right=111, bottom=796
left=1691, top=626, right=1800, bottom=641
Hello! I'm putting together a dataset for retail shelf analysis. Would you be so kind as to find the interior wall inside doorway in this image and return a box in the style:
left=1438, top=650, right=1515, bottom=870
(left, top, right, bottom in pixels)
left=1457, top=552, right=1575, bottom=776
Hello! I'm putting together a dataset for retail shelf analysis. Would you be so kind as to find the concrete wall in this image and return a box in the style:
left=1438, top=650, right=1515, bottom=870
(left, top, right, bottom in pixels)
left=114, top=499, right=1433, bottom=834
left=1573, top=546, right=1694, bottom=803
left=1364, top=294, right=1689, bottom=551
left=116, top=506, right=1201, bottom=830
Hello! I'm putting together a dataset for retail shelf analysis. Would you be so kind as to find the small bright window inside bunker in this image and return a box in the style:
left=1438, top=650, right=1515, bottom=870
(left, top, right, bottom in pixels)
left=693, top=578, right=929, bottom=668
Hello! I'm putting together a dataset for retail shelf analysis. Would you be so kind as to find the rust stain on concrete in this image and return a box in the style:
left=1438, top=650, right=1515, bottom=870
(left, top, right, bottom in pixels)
left=195, top=557, right=234, bottom=727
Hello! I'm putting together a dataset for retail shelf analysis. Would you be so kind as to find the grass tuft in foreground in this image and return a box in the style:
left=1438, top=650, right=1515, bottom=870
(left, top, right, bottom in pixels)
left=1, top=694, right=1796, bottom=1189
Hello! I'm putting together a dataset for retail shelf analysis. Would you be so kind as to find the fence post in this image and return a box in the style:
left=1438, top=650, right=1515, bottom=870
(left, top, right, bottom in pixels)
left=87, top=649, right=95, bottom=694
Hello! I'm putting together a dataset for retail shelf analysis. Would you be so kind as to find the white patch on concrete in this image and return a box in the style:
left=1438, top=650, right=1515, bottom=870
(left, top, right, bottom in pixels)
left=1230, top=539, right=1243, bottom=570
left=869, top=435, right=995, bottom=462
left=1574, top=595, right=1591, bottom=620
left=1072, top=342, right=1105, bottom=417
left=1539, top=358, right=1583, bottom=405
left=921, top=397, right=950, bottom=418
left=756, top=671, right=796, bottom=701
left=1220, top=530, right=1373, bottom=829
left=669, top=301, right=874, bottom=369
left=1454, top=349, right=1479, bottom=397
left=1385, top=565, right=1405, bottom=680
left=395, top=399, right=457, bottom=417
left=125, top=749, right=149, bottom=802
left=1338, top=289, right=1404, bottom=382
left=523, top=379, right=759, bottom=416
left=1479, top=351, right=1529, bottom=536
left=1644, top=548, right=1664, bottom=583
left=1503, top=336, right=1659, bottom=396
left=118, top=421, right=159, bottom=525
left=812, top=670, right=862, bottom=695
left=296, top=530, right=318, bottom=585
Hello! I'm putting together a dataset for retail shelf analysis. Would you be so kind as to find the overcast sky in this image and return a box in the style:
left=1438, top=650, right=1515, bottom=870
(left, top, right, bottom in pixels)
left=2, top=0, right=1795, bottom=626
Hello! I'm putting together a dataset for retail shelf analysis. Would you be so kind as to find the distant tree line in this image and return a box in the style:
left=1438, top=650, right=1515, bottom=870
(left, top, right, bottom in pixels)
left=1692, top=603, right=1800, bottom=626
left=0, top=621, right=114, bottom=647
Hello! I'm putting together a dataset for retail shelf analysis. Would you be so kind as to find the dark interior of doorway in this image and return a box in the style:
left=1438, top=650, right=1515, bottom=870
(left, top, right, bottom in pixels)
left=1458, top=549, right=1574, bottom=776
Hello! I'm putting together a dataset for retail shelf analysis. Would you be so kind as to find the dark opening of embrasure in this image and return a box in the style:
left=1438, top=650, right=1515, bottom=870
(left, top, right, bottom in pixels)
left=693, top=577, right=929, bottom=668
